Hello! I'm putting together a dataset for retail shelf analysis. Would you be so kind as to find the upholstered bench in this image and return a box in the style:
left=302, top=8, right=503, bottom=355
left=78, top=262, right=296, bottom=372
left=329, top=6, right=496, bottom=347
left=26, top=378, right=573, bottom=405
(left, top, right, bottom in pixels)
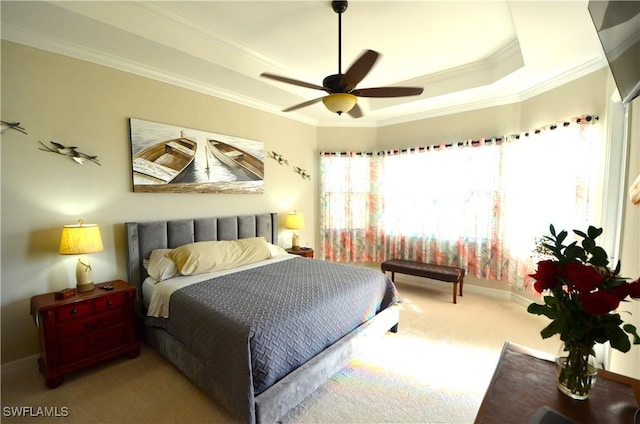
left=381, top=259, right=465, bottom=304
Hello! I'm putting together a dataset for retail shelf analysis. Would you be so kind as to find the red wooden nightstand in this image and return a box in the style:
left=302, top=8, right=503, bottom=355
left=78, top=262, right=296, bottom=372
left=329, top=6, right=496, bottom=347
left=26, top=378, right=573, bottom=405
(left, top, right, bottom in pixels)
left=30, top=280, right=140, bottom=388
left=286, top=247, right=314, bottom=258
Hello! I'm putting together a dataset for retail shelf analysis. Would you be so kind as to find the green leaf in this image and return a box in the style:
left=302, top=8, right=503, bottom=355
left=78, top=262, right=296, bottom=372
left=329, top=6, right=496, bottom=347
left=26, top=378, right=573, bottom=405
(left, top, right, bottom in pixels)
left=557, top=230, right=568, bottom=244
left=527, top=303, right=543, bottom=314
left=574, top=229, right=588, bottom=239
left=587, top=226, right=603, bottom=240
left=589, top=247, right=609, bottom=267
left=581, top=238, right=595, bottom=251
left=550, top=224, right=557, bottom=236
left=607, top=325, right=632, bottom=353
left=540, top=320, right=563, bottom=339
left=623, top=324, right=640, bottom=344
left=542, top=242, right=562, bottom=259
left=527, top=303, right=558, bottom=320
left=607, top=277, right=628, bottom=289
left=564, top=244, right=585, bottom=261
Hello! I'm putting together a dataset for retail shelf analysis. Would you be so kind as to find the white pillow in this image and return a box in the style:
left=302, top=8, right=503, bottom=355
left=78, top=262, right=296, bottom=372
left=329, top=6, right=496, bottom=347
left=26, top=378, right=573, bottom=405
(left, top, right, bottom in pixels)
left=267, top=243, right=288, bottom=257
left=146, top=249, right=179, bottom=282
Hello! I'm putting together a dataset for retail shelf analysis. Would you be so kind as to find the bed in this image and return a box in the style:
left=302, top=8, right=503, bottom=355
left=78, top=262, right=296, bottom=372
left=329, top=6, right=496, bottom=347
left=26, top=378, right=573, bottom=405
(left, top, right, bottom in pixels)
left=125, top=212, right=400, bottom=423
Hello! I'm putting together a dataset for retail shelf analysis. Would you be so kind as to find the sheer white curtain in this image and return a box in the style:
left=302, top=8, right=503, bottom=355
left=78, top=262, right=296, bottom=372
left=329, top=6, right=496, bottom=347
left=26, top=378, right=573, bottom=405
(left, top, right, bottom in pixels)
left=320, top=117, right=602, bottom=288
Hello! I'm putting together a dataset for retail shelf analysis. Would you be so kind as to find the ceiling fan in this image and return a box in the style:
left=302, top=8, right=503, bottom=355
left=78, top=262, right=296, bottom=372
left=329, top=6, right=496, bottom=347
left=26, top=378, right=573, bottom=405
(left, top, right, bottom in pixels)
left=260, top=0, right=424, bottom=118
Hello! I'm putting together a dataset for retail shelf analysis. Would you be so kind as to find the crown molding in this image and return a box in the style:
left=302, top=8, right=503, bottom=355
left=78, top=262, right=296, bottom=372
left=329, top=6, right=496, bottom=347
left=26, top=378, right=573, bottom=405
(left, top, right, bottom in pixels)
left=1, top=25, right=320, bottom=128
left=376, top=58, right=608, bottom=127
left=2, top=25, right=607, bottom=129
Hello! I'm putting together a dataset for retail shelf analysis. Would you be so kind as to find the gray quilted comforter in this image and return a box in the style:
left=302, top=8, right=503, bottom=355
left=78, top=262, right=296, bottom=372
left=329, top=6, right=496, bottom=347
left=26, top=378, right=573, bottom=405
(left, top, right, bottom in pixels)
left=149, top=257, right=398, bottom=423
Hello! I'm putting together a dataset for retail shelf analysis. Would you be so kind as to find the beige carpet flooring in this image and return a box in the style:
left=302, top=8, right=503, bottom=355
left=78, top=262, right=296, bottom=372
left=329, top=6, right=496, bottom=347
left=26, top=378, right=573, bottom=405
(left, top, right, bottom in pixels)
left=1, top=280, right=559, bottom=424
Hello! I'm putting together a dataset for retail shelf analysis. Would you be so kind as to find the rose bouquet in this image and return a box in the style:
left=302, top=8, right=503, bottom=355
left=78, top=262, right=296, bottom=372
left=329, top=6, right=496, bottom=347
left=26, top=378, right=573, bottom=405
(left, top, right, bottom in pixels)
left=527, top=224, right=640, bottom=399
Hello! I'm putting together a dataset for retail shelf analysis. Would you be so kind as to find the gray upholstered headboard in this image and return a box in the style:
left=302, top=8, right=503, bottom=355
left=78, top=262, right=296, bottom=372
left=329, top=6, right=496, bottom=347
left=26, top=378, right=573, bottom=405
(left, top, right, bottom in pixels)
left=125, top=212, right=278, bottom=317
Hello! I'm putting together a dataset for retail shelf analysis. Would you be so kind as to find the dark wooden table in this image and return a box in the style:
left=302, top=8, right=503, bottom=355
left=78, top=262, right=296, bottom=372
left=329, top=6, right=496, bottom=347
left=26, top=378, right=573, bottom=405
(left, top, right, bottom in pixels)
left=474, top=342, right=640, bottom=424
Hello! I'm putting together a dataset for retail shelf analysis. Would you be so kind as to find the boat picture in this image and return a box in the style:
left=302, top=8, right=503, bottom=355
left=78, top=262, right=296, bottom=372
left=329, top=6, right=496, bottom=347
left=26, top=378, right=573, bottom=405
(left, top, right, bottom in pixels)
left=207, top=139, right=264, bottom=180
left=132, top=136, right=197, bottom=185
left=130, top=118, right=265, bottom=194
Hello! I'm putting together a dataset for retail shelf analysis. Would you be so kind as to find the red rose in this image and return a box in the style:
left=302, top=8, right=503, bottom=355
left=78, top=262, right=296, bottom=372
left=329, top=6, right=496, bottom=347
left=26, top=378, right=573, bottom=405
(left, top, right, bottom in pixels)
left=612, top=283, right=631, bottom=299
left=564, top=262, right=603, bottom=293
left=627, top=280, right=640, bottom=299
left=580, top=290, right=620, bottom=315
left=530, top=260, right=559, bottom=293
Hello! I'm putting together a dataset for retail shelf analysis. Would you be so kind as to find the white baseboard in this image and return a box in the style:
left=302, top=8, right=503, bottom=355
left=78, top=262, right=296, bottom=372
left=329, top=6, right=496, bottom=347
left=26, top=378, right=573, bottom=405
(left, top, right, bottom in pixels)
left=2, top=354, right=38, bottom=379
left=510, top=292, right=535, bottom=308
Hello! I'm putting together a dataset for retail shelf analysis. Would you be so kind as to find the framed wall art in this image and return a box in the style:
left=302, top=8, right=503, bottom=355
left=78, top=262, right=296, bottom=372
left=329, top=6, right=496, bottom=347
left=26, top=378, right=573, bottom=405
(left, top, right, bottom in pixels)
left=129, top=118, right=264, bottom=194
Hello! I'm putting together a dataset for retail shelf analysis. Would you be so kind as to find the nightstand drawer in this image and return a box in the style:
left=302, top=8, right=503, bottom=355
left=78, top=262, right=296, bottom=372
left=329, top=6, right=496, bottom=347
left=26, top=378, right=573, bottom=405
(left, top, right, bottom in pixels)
left=95, top=293, right=124, bottom=312
left=57, top=310, right=123, bottom=339
left=59, top=325, right=126, bottom=364
left=56, top=302, right=92, bottom=322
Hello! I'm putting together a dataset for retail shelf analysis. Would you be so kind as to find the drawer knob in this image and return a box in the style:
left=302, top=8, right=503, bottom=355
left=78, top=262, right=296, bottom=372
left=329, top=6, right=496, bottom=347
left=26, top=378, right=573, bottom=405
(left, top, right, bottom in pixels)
left=70, top=309, right=78, bottom=315
left=106, top=300, right=113, bottom=306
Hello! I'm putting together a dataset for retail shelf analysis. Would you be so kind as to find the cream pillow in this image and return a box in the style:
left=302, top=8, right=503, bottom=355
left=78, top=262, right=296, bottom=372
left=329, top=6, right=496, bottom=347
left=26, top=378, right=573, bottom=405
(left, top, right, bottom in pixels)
left=146, top=249, right=179, bottom=282
left=168, top=237, right=271, bottom=275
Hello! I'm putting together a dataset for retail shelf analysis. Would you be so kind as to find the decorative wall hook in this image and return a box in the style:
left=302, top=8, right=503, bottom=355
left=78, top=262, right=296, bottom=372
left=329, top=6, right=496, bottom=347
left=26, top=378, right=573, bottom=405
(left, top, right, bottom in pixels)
left=38, top=140, right=101, bottom=166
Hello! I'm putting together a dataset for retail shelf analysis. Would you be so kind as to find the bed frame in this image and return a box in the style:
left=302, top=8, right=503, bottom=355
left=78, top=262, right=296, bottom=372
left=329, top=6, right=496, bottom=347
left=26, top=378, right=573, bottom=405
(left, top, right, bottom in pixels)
left=125, top=212, right=399, bottom=423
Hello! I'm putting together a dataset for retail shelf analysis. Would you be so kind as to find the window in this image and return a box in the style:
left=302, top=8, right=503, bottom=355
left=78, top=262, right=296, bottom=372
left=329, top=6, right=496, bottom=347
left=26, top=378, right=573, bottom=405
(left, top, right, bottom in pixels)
left=320, top=117, right=602, bottom=287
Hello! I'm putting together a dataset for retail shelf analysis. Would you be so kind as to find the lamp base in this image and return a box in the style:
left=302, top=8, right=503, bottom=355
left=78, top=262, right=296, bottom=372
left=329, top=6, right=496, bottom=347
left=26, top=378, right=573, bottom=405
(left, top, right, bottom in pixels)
left=77, top=282, right=94, bottom=293
left=292, top=233, right=300, bottom=250
left=75, top=257, right=95, bottom=292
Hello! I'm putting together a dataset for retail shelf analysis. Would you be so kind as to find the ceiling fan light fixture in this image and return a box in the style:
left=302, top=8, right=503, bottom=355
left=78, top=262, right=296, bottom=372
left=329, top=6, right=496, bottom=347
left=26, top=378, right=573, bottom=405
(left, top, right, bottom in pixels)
left=260, top=0, right=422, bottom=118
left=322, top=93, right=357, bottom=115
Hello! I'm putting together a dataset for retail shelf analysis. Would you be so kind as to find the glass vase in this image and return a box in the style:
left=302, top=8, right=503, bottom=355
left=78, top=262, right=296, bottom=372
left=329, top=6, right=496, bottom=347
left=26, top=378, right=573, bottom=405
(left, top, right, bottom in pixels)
left=555, top=342, right=599, bottom=400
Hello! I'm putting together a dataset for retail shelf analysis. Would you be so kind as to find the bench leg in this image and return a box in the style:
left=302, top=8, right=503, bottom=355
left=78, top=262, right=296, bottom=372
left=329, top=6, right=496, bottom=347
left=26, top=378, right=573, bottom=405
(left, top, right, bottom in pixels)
left=459, top=277, right=464, bottom=297
left=452, top=282, right=457, bottom=304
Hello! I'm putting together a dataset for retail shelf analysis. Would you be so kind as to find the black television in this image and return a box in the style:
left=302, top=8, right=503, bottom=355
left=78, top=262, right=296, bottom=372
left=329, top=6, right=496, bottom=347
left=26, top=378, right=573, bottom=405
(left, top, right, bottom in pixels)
left=588, top=1, right=640, bottom=104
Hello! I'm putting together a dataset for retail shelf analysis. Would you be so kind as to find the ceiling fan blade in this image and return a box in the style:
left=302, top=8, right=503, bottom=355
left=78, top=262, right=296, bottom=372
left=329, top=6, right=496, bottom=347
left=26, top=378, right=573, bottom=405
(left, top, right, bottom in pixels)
left=347, top=103, right=363, bottom=119
left=341, top=50, right=379, bottom=91
left=282, top=97, right=324, bottom=112
left=261, top=73, right=327, bottom=91
left=352, top=86, right=424, bottom=98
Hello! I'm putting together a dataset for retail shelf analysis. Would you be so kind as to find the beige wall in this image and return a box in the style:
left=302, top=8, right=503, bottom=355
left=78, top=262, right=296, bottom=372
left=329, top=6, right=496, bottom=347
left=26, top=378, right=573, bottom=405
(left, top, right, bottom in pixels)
left=610, top=101, right=640, bottom=378
left=377, top=104, right=521, bottom=149
left=316, top=126, right=378, bottom=152
left=2, top=40, right=638, bottom=378
left=376, top=69, right=608, bottom=149
left=1, top=41, right=317, bottom=362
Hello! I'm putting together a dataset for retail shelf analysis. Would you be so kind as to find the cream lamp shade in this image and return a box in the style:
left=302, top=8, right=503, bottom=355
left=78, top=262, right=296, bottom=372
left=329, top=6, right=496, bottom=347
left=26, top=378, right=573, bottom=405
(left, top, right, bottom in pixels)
left=285, top=212, right=305, bottom=250
left=322, top=93, right=357, bottom=115
left=59, top=219, right=104, bottom=292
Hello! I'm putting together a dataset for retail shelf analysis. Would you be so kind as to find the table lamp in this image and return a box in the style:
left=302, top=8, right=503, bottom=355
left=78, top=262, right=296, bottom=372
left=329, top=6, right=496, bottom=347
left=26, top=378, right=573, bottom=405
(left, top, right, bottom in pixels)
left=59, top=219, right=104, bottom=292
left=285, top=212, right=305, bottom=250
